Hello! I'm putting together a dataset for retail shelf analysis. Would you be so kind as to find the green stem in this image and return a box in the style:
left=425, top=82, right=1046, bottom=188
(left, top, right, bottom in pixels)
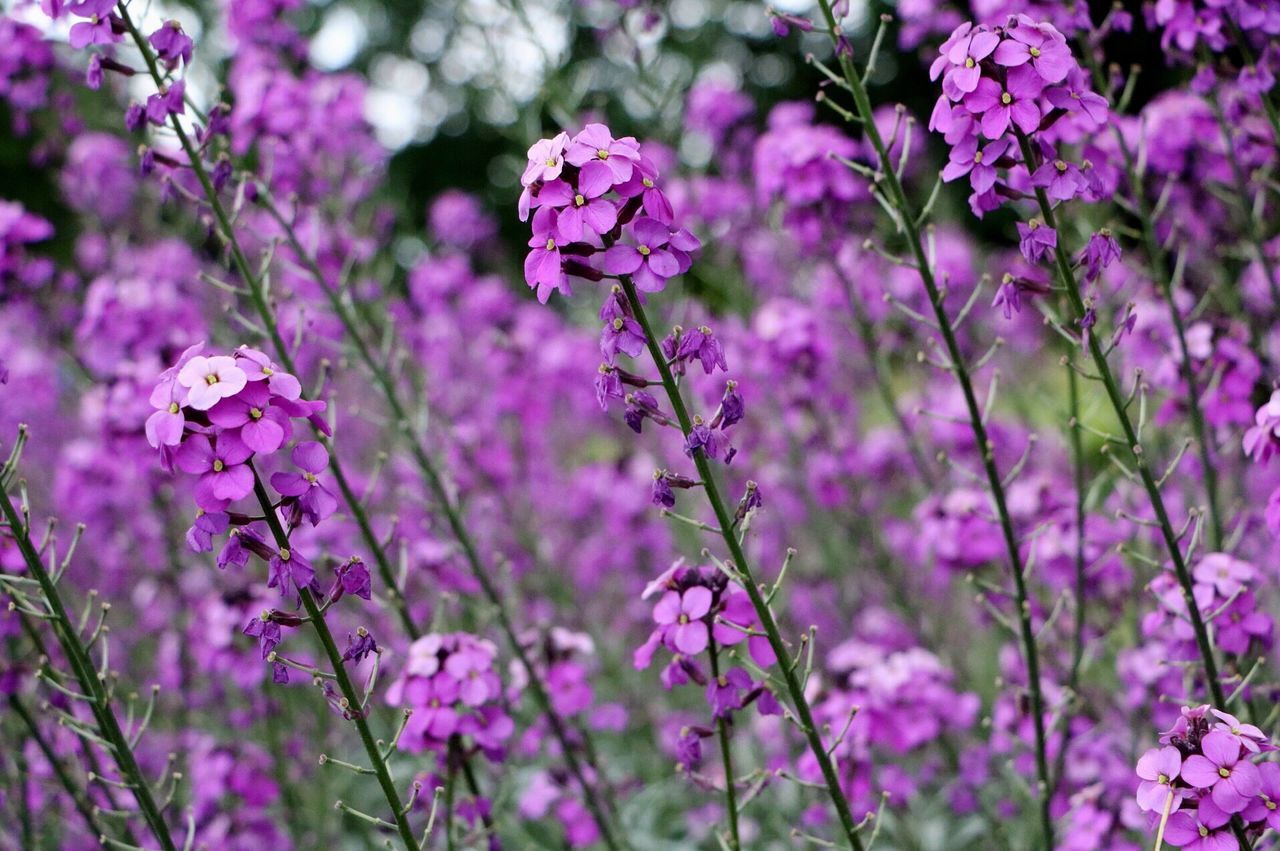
left=9, top=694, right=105, bottom=843
left=249, top=470, right=418, bottom=851
left=0, top=486, right=178, bottom=851
left=619, top=276, right=864, bottom=851
left=708, top=640, right=741, bottom=851
left=807, top=6, right=1055, bottom=846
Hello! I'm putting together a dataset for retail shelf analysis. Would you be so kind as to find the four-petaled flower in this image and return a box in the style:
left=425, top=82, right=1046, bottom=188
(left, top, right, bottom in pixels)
left=654, top=587, right=712, bottom=655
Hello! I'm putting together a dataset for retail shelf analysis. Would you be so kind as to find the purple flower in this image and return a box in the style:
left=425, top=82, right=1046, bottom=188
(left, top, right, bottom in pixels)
left=615, top=157, right=673, bottom=224
left=1181, top=730, right=1262, bottom=813
left=564, top=124, right=641, bottom=192
left=267, top=547, right=316, bottom=599
left=964, top=64, right=1045, bottom=139
left=1016, top=219, right=1057, bottom=264
left=992, top=16, right=1074, bottom=83
left=67, top=0, right=120, bottom=49
left=600, top=315, right=646, bottom=362
left=524, top=207, right=569, bottom=304
left=208, top=382, right=291, bottom=454
left=342, top=628, right=379, bottom=664
left=706, top=667, right=752, bottom=718
left=941, top=136, right=1011, bottom=193
left=336, top=558, right=372, bottom=601
left=521, top=132, right=570, bottom=187
left=652, top=473, right=676, bottom=508
left=1211, top=709, right=1269, bottom=755
left=243, top=614, right=282, bottom=660
left=177, top=354, right=248, bottom=411
left=145, top=80, right=185, bottom=126
left=174, top=434, right=254, bottom=509
left=1045, top=70, right=1109, bottom=124
left=1080, top=229, right=1120, bottom=281
left=718, top=381, right=744, bottom=428
left=536, top=179, right=618, bottom=243
left=602, top=217, right=698, bottom=293
left=148, top=20, right=193, bottom=66
left=1241, top=762, right=1280, bottom=831
left=653, top=586, right=712, bottom=655
left=235, top=347, right=302, bottom=400
left=1135, top=745, right=1183, bottom=813
left=683, top=418, right=721, bottom=460
left=1031, top=158, right=1089, bottom=201
left=1163, top=797, right=1233, bottom=851
left=930, top=23, right=1000, bottom=96
left=269, top=441, right=338, bottom=526
left=185, top=509, right=228, bottom=553
left=1193, top=554, right=1255, bottom=598
left=675, top=325, right=727, bottom=375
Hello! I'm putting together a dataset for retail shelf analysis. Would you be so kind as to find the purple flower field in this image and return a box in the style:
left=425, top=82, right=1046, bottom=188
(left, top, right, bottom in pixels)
left=3, top=0, right=1280, bottom=848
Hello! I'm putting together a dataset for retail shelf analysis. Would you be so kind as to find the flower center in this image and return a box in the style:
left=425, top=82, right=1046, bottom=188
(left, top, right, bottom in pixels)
left=1267, top=798, right=1277, bottom=811
left=612, top=318, right=625, bottom=331
left=1000, top=92, right=1012, bottom=105
left=212, top=460, right=225, bottom=472
left=678, top=614, right=689, bottom=624
left=305, top=472, right=318, bottom=484
left=574, top=194, right=586, bottom=207
left=1218, top=767, right=1231, bottom=778
left=262, top=366, right=274, bottom=376
left=596, top=148, right=609, bottom=160
left=279, top=549, right=291, bottom=561
left=1199, top=826, right=1208, bottom=838
left=642, top=177, right=654, bottom=188
left=249, top=407, right=263, bottom=420
left=717, top=675, right=727, bottom=687
left=1157, top=773, right=1169, bottom=784
left=545, top=157, right=557, bottom=167
left=1054, top=159, right=1068, bottom=172
left=1029, top=46, right=1041, bottom=57
left=168, top=402, right=180, bottom=414
left=973, top=151, right=984, bottom=163
left=545, top=237, right=556, bottom=250
left=638, top=245, right=651, bottom=256
left=205, top=373, right=219, bottom=385
left=964, top=57, right=975, bottom=68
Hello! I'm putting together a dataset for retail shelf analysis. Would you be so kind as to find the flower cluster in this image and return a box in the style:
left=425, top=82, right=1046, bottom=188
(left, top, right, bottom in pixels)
left=386, top=632, right=515, bottom=761
left=1144, top=553, right=1272, bottom=661
left=635, top=562, right=778, bottom=721
left=519, top=124, right=699, bottom=302
left=1135, top=705, right=1280, bottom=846
left=930, top=15, right=1108, bottom=215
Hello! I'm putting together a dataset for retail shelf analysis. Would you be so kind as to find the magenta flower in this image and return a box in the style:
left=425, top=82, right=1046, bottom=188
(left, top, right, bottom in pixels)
left=1180, top=730, right=1262, bottom=813
left=964, top=64, right=1044, bottom=139
left=144, top=80, right=185, bottom=126
left=930, top=23, right=999, bottom=96
left=615, top=157, right=673, bottom=224
left=67, top=0, right=119, bottom=49
left=1163, top=797, right=1233, bottom=851
left=1080, top=229, right=1120, bottom=281
left=992, top=16, right=1074, bottom=83
left=941, top=136, right=1010, bottom=193
left=536, top=179, right=618, bottom=243
left=600, top=315, right=645, bottom=362
left=1243, top=390, right=1280, bottom=462
left=1135, top=745, right=1183, bottom=813
left=145, top=398, right=186, bottom=448
left=1241, top=763, right=1280, bottom=831
left=524, top=207, right=570, bottom=303
left=148, top=20, right=193, bottom=66
left=174, top=434, right=254, bottom=508
left=267, top=547, right=315, bottom=598
left=208, top=382, right=291, bottom=454
left=521, top=132, right=570, bottom=187
left=1016, top=219, right=1057, bottom=264
left=235, top=347, right=302, bottom=400
left=1193, top=553, right=1255, bottom=598
left=564, top=124, right=641, bottom=191
left=602, top=217, right=698, bottom=293
left=270, top=441, right=337, bottom=526
left=654, top=587, right=712, bottom=655
left=706, top=667, right=752, bottom=718
left=1030, top=158, right=1089, bottom=201
left=177, top=354, right=248, bottom=411
left=1211, top=709, right=1269, bottom=755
